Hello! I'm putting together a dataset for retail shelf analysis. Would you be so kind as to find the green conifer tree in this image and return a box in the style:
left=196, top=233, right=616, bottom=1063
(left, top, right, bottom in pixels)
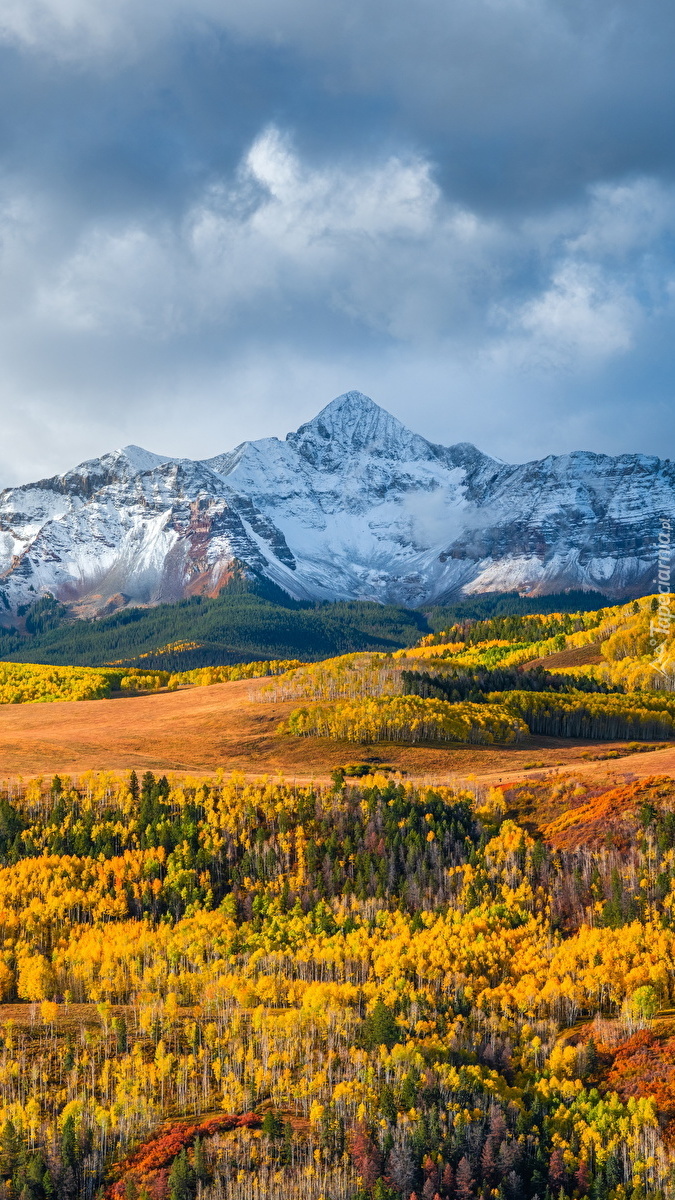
left=168, top=1149, right=194, bottom=1200
left=0, top=1119, right=19, bottom=1179
left=192, top=1138, right=208, bottom=1186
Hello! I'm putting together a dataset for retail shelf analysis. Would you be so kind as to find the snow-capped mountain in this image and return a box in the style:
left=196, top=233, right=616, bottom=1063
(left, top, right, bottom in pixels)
left=0, top=391, right=671, bottom=621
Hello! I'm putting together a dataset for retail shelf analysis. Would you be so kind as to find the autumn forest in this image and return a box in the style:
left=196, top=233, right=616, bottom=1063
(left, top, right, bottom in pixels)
left=0, top=595, right=674, bottom=1200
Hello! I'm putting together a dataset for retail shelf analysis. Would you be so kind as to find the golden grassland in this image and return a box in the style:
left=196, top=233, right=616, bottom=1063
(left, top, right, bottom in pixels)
left=2, top=673, right=675, bottom=783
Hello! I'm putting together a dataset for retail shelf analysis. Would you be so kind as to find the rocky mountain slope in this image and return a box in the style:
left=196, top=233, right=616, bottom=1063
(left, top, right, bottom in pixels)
left=0, top=391, right=671, bottom=621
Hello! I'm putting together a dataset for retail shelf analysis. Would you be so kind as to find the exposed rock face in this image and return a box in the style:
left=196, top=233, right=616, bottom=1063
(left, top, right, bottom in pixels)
left=0, top=391, right=671, bottom=619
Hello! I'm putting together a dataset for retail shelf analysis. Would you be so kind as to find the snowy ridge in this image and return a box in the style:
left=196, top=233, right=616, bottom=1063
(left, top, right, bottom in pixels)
left=0, top=390, right=672, bottom=620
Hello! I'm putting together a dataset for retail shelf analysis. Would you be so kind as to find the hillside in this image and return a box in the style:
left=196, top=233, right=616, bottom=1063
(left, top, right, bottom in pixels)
left=3, top=673, right=673, bottom=779
left=1, top=765, right=675, bottom=1200
left=0, top=583, right=427, bottom=668
left=0, top=577, right=608, bottom=669
left=0, top=591, right=673, bottom=1199
left=0, top=591, right=673, bottom=781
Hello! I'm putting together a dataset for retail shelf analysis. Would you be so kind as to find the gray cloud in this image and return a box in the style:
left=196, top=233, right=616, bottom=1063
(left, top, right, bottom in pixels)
left=0, top=0, right=673, bottom=486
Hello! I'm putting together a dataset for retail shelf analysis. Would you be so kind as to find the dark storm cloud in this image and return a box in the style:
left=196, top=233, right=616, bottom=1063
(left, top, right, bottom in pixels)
left=0, top=0, right=674, bottom=484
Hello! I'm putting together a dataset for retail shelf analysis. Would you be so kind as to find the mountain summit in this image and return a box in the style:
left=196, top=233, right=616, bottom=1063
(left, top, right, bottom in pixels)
left=287, top=391, right=434, bottom=469
left=0, top=392, right=671, bottom=619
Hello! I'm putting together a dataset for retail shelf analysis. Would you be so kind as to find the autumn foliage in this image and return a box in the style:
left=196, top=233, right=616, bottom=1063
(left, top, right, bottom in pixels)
left=106, top=1113, right=261, bottom=1199
left=281, top=694, right=527, bottom=744
left=0, top=768, right=671, bottom=1198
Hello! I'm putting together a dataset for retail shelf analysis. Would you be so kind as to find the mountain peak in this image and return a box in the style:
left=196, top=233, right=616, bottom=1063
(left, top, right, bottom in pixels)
left=287, top=390, right=431, bottom=469
left=316, top=389, right=383, bottom=418
left=303, top=390, right=399, bottom=435
left=116, top=445, right=173, bottom=473
left=63, top=444, right=173, bottom=482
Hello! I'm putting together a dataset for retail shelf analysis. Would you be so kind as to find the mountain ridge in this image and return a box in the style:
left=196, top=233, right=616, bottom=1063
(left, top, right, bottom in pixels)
left=0, top=390, right=671, bottom=620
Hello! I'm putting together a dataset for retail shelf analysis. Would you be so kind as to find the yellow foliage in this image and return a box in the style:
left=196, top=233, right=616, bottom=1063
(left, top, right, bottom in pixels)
left=0, top=962, right=13, bottom=1001
left=40, top=1000, right=58, bottom=1024
left=281, top=695, right=527, bottom=744
left=0, top=765, right=666, bottom=1197
left=171, top=659, right=305, bottom=687
left=0, top=662, right=123, bottom=705
left=17, top=953, right=55, bottom=1000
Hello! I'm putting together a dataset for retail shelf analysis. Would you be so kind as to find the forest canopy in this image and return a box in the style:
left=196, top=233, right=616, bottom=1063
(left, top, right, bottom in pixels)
left=0, top=768, right=673, bottom=1200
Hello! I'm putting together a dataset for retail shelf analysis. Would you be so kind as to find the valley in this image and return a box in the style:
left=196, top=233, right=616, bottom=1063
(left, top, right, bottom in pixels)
left=0, top=673, right=674, bottom=784
left=0, top=593, right=673, bottom=1200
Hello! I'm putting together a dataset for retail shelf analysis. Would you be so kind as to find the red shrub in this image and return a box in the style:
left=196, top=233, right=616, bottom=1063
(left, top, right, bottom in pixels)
left=106, top=1112, right=262, bottom=1200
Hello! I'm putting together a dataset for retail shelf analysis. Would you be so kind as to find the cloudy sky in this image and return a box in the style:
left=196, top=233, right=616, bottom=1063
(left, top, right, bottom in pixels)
left=0, top=0, right=674, bottom=485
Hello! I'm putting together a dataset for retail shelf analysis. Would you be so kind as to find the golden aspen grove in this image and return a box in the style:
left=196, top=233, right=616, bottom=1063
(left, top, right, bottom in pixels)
left=0, top=661, right=305, bottom=706
left=2, top=597, right=675, bottom=1199
left=0, top=769, right=674, bottom=1200
left=268, top=596, right=675, bottom=747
